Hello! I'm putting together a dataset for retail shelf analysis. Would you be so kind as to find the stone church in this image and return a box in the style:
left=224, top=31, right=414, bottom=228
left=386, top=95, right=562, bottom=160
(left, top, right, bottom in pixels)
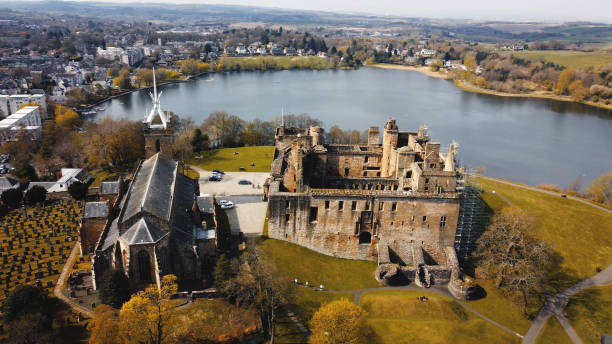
left=264, top=119, right=475, bottom=298
left=91, top=71, right=218, bottom=290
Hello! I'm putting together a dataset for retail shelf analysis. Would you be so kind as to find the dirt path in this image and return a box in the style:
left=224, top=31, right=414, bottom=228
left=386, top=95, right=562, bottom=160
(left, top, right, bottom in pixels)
left=54, top=243, right=93, bottom=318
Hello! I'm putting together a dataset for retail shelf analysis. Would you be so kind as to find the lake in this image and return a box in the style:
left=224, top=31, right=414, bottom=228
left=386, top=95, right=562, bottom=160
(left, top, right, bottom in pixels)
left=98, top=67, right=612, bottom=187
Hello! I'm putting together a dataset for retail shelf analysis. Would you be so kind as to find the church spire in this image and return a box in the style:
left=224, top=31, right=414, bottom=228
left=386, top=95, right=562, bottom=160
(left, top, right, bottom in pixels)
left=144, top=67, right=169, bottom=129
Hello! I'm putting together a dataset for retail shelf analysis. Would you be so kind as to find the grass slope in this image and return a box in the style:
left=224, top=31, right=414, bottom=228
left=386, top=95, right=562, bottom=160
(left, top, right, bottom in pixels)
left=258, top=238, right=379, bottom=291
left=566, top=286, right=612, bottom=343
left=190, top=146, right=274, bottom=172
left=360, top=290, right=520, bottom=344
left=510, top=50, right=612, bottom=69
left=476, top=177, right=612, bottom=289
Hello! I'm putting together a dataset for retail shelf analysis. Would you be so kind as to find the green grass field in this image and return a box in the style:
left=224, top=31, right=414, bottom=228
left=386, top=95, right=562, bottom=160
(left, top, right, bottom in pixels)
left=258, top=238, right=379, bottom=291
left=89, top=169, right=118, bottom=187
left=566, top=286, right=612, bottom=343
left=510, top=50, right=612, bottom=69
left=190, top=146, right=274, bottom=172
left=360, top=290, right=520, bottom=344
left=536, top=317, right=572, bottom=344
left=476, top=177, right=612, bottom=290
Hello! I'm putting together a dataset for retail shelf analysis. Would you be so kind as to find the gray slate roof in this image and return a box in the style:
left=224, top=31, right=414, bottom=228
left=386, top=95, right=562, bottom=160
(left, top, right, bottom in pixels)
left=120, top=153, right=177, bottom=225
left=121, top=218, right=168, bottom=245
left=197, top=195, right=214, bottom=214
left=83, top=201, right=109, bottom=219
left=0, top=177, right=19, bottom=192
left=100, top=181, right=120, bottom=195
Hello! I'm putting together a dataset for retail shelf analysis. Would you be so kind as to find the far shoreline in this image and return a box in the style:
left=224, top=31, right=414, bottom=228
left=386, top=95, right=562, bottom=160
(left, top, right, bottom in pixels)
left=369, top=63, right=612, bottom=112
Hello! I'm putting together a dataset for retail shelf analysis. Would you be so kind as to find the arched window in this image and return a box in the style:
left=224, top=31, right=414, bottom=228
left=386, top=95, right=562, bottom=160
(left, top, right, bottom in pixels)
left=138, top=250, right=151, bottom=281
left=114, top=245, right=123, bottom=270
left=359, top=232, right=371, bottom=244
left=155, top=139, right=161, bottom=153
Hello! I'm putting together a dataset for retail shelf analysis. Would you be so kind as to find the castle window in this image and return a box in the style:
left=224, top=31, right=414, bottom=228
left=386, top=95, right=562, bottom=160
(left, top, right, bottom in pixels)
left=352, top=201, right=357, bottom=210
left=309, top=207, right=318, bottom=222
left=285, top=214, right=290, bottom=222
left=155, top=139, right=161, bottom=153
left=325, top=200, right=330, bottom=209
left=425, top=178, right=429, bottom=184
left=437, top=186, right=443, bottom=193
left=422, top=216, right=427, bottom=223
left=411, top=215, right=415, bottom=222
left=392, top=202, right=397, bottom=212
left=429, top=163, right=435, bottom=168
left=365, top=202, right=370, bottom=211
left=138, top=250, right=151, bottom=281
left=363, top=171, right=367, bottom=177
left=285, top=200, right=290, bottom=209
left=440, top=216, right=447, bottom=229
left=379, top=202, right=384, bottom=211
left=359, top=232, right=371, bottom=244
left=406, top=171, right=412, bottom=178
left=424, top=186, right=429, bottom=192
left=394, top=185, right=398, bottom=191
left=344, top=168, right=349, bottom=176
left=364, top=156, right=369, bottom=163
left=338, top=201, right=344, bottom=210
left=376, top=172, right=381, bottom=177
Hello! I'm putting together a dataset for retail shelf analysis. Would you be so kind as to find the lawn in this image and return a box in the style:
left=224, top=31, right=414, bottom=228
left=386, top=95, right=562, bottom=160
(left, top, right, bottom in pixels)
left=509, top=50, right=612, bottom=69
left=360, top=290, right=521, bottom=344
left=89, top=168, right=118, bottom=187
left=566, top=286, right=612, bottom=343
left=465, top=279, right=531, bottom=334
left=257, top=238, right=379, bottom=291
left=190, top=146, right=274, bottom=172
left=475, top=176, right=612, bottom=290
left=536, top=317, right=572, bottom=344
left=182, top=166, right=200, bottom=179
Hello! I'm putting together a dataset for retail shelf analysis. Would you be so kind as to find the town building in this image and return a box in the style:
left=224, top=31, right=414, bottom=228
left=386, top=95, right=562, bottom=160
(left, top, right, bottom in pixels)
left=264, top=119, right=475, bottom=298
left=0, top=105, right=42, bottom=141
left=0, top=94, right=47, bottom=119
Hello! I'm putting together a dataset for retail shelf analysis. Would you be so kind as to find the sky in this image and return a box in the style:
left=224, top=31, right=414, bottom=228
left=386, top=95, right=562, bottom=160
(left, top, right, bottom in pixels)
left=73, top=0, right=612, bottom=22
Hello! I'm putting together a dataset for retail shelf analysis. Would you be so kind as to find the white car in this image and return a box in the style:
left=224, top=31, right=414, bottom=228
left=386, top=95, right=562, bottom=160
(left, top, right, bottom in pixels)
left=217, top=200, right=234, bottom=209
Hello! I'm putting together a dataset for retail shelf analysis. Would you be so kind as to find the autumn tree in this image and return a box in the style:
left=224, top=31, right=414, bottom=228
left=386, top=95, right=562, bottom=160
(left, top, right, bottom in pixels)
left=88, top=304, right=119, bottom=344
left=586, top=172, right=612, bottom=205
left=309, top=299, right=371, bottom=344
left=202, top=111, right=244, bottom=147
left=135, top=68, right=154, bottom=87
left=474, top=206, right=551, bottom=313
left=113, top=68, right=131, bottom=89
left=85, top=118, right=144, bottom=171
left=179, top=59, right=200, bottom=75
left=55, top=105, right=82, bottom=130
left=118, top=274, right=178, bottom=344
left=464, top=54, right=477, bottom=70
left=98, top=269, right=131, bottom=308
left=190, top=128, right=209, bottom=152
left=556, top=68, right=575, bottom=95
left=568, top=80, right=588, bottom=101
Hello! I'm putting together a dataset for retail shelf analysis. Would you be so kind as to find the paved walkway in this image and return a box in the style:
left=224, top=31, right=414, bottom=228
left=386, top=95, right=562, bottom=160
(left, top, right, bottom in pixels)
left=54, top=243, right=93, bottom=318
left=477, top=175, right=612, bottom=214
left=522, top=264, right=612, bottom=344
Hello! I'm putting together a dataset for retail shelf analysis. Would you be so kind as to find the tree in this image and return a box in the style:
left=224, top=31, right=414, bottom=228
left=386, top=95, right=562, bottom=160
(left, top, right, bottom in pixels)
left=556, top=68, right=575, bottom=95
left=113, top=68, right=131, bottom=89
left=464, top=55, right=477, bottom=70
left=1, top=188, right=22, bottom=208
left=2, top=285, right=51, bottom=324
left=6, top=313, right=54, bottom=344
left=190, top=128, right=209, bottom=152
left=474, top=206, right=551, bottom=313
left=98, top=269, right=131, bottom=308
left=88, top=304, right=119, bottom=344
left=13, top=162, right=38, bottom=182
left=309, top=299, right=371, bottom=344
left=68, top=181, right=88, bottom=200
left=213, top=254, right=232, bottom=289
left=118, top=275, right=178, bottom=344
left=179, top=59, right=199, bottom=75
left=586, top=172, right=612, bottom=205
left=55, top=105, right=82, bottom=130
left=568, top=80, right=588, bottom=101
left=24, top=185, right=47, bottom=206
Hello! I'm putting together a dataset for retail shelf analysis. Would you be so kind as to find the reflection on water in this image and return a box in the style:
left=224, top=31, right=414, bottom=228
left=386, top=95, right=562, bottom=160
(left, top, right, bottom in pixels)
left=97, top=68, right=612, bottom=187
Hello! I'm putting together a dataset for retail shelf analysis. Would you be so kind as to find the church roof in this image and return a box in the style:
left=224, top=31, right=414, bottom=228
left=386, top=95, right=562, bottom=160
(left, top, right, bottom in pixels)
left=83, top=201, right=108, bottom=219
left=120, top=153, right=178, bottom=225
left=120, top=218, right=168, bottom=245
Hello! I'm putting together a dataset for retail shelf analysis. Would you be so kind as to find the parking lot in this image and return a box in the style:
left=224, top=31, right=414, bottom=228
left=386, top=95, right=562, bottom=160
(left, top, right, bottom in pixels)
left=193, top=167, right=268, bottom=236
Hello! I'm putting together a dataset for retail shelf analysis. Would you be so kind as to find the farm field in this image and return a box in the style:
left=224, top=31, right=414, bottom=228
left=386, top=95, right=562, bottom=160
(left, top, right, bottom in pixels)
left=509, top=50, right=612, bottom=69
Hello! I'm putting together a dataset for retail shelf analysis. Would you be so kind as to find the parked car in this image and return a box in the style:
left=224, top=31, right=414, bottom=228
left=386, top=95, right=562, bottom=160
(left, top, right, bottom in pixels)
left=209, top=175, right=222, bottom=181
left=0, top=155, right=9, bottom=164
left=217, top=200, right=234, bottom=209
left=212, top=169, right=225, bottom=175
left=238, top=179, right=252, bottom=185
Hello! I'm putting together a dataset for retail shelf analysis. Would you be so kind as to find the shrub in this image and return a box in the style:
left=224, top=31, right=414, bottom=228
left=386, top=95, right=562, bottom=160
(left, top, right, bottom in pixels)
left=2, top=285, right=52, bottom=324
left=68, top=181, right=88, bottom=200
left=24, top=185, right=47, bottom=206
left=1, top=188, right=22, bottom=208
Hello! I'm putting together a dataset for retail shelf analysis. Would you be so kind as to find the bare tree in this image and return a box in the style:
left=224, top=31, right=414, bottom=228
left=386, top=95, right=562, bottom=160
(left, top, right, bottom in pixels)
left=474, top=206, right=551, bottom=313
